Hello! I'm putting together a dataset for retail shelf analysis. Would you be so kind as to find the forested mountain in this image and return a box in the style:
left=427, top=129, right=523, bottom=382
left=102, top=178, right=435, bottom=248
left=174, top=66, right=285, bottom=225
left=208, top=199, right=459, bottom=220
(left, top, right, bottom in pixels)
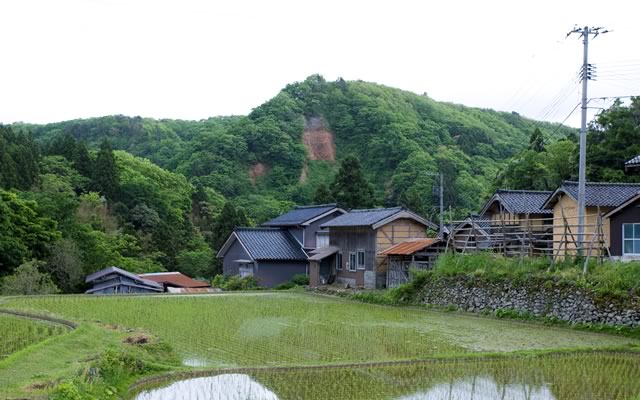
left=4, top=75, right=599, bottom=292
left=20, top=75, right=575, bottom=220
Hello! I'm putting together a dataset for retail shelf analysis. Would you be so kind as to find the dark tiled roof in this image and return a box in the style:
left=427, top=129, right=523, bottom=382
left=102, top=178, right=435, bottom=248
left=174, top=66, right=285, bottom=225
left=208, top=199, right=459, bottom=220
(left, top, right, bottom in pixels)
left=321, top=207, right=404, bottom=227
left=546, top=181, right=640, bottom=208
left=626, top=155, right=640, bottom=166
left=262, top=204, right=339, bottom=227
left=483, top=190, right=553, bottom=215
left=235, top=228, right=307, bottom=260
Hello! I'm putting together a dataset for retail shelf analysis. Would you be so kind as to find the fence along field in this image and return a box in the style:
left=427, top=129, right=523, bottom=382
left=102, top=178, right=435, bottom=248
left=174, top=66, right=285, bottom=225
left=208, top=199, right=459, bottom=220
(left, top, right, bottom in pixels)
left=0, top=313, right=67, bottom=359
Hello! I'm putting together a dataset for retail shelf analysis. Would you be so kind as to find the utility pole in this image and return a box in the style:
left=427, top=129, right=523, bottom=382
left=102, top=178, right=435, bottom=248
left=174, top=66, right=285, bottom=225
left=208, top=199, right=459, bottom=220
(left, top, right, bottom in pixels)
left=439, top=172, right=444, bottom=234
left=426, top=171, right=444, bottom=234
left=566, top=26, right=608, bottom=255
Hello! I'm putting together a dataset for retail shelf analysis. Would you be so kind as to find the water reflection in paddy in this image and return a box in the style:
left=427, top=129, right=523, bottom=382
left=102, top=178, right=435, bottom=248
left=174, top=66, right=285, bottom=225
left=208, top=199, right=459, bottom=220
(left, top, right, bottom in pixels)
left=134, top=352, right=640, bottom=400
left=136, top=374, right=277, bottom=400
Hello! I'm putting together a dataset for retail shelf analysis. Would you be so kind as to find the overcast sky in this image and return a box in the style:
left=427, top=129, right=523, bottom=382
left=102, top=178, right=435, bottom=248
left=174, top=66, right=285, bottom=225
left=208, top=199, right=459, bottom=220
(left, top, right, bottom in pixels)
left=1, top=0, right=638, bottom=127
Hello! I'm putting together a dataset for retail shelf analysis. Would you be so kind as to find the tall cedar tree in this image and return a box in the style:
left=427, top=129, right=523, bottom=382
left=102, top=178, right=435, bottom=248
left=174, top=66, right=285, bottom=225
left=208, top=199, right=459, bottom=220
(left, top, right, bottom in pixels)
left=313, top=183, right=334, bottom=204
left=93, top=140, right=119, bottom=200
left=331, top=155, right=376, bottom=209
left=211, top=202, right=249, bottom=251
left=74, top=141, right=93, bottom=178
left=0, top=125, right=40, bottom=191
left=529, top=128, right=545, bottom=152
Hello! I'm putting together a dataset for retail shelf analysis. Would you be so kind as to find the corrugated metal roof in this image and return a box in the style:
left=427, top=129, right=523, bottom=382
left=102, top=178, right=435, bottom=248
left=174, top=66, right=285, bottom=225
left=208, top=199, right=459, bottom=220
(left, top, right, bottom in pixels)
left=482, top=190, right=553, bottom=215
left=235, top=228, right=308, bottom=260
left=379, top=239, right=440, bottom=255
left=85, top=266, right=163, bottom=289
left=139, top=272, right=210, bottom=288
left=321, top=207, right=404, bottom=227
left=545, top=181, right=640, bottom=208
left=166, top=287, right=220, bottom=294
left=625, top=155, right=640, bottom=166
left=262, top=204, right=339, bottom=226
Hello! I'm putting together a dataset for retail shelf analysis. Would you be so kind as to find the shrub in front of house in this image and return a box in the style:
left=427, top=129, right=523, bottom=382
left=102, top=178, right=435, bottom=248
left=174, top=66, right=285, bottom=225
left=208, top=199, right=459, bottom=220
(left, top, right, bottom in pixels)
left=211, top=274, right=261, bottom=291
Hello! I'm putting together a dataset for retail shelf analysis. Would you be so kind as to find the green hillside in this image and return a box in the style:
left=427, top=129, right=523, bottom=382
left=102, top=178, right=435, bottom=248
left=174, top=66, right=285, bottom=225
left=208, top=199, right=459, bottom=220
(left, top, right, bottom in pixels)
left=20, top=75, right=575, bottom=221
left=2, top=75, right=586, bottom=286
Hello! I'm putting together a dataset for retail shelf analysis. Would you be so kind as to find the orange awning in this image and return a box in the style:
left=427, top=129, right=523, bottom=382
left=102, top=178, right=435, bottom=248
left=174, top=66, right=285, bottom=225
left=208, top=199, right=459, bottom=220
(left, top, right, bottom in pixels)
left=379, top=238, right=440, bottom=256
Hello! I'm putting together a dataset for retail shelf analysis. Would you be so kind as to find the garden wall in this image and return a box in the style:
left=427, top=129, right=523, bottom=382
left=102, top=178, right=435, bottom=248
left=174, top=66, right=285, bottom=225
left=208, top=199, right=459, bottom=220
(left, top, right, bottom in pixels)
left=413, top=275, right=640, bottom=327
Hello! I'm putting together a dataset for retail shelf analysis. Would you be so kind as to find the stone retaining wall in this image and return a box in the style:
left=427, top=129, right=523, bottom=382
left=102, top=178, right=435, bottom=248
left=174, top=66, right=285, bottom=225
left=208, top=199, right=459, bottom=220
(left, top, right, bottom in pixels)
left=414, top=276, right=640, bottom=327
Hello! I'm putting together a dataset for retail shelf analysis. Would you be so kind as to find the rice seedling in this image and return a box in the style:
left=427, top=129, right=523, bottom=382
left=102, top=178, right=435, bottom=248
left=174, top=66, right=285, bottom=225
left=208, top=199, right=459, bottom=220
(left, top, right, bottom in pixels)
left=1, top=292, right=639, bottom=399
left=133, top=352, right=640, bottom=400
left=1, top=293, right=637, bottom=367
left=0, top=313, right=67, bottom=359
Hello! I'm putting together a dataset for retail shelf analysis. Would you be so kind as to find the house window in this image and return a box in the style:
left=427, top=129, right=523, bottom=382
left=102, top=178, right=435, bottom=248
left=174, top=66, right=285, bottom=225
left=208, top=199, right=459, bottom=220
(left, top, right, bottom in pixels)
left=623, top=224, right=640, bottom=255
left=348, top=252, right=357, bottom=272
left=357, top=250, right=365, bottom=270
left=336, top=252, right=343, bottom=270
left=239, top=263, right=254, bottom=277
left=316, top=232, right=329, bottom=249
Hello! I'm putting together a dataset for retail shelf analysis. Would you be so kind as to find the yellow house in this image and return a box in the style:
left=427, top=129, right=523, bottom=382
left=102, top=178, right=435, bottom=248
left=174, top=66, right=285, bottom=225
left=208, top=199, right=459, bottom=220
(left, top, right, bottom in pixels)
left=542, top=181, right=640, bottom=257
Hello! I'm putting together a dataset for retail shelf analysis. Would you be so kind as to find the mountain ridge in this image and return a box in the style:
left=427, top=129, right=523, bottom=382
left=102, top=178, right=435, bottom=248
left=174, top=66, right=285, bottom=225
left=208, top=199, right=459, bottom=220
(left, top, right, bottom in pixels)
left=14, top=75, right=577, bottom=221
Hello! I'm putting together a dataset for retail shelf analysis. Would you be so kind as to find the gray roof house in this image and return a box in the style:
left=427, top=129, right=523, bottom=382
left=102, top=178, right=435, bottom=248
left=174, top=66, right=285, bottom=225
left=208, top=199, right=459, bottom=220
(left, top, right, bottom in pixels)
left=217, top=204, right=345, bottom=288
left=542, top=181, right=640, bottom=259
left=262, top=204, right=345, bottom=251
left=85, top=267, right=164, bottom=295
left=543, top=181, right=640, bottom=209
left=626, top=155, right=640, bottom=172
left=311, top=207, right=437, bottom=289
left=603, top=192, right=640, bottom=259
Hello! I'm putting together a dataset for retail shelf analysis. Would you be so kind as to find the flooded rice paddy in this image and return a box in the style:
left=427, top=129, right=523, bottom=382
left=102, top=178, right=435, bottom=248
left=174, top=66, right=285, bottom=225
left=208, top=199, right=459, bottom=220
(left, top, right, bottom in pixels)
left=134, top=352, right=640, bottom=400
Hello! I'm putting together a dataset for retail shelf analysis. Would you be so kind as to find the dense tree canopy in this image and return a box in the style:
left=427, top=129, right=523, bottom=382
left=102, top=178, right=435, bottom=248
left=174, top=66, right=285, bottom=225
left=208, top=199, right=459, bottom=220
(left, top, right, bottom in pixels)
left=6, top=77, right=616, bottom=292
left=587, top=98, right=640, bottom=182
left=330, top=155, right=376, bottom=209
left=0, top=190, right=59, bottom=274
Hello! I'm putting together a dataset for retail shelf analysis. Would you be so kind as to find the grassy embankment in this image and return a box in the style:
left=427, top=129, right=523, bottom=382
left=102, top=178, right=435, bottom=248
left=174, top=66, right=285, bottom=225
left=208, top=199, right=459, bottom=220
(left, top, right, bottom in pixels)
left=1, top=291, right=639, bottom=398
left=344, top=254, right=640, bottom=336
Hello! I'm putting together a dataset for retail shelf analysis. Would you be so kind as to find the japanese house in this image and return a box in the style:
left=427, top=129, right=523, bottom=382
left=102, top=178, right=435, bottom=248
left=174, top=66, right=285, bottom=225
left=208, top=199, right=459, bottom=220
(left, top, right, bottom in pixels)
left=542, top=181, right=640, bottom=256
left=309, top=207, right=437, bottom=289
left=85, top=267, right=164, bottom=294
left=217, top=204, right=345, bottom=288
left=261, top=204, right=346, bottom=251
left=625, top=155, right=640, bottom=173
left=603, top=192, right=640, bottom=260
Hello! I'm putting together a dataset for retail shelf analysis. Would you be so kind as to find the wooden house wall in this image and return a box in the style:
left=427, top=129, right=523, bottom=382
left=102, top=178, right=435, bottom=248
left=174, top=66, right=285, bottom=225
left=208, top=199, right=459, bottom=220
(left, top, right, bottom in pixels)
left=486, top=209, right=550, bottom=231
left=222, top=239, right=253, bottom=277
left=375, top=218, right=427, bottom=287
left=330, top=226, right=376, bottom=287
left=552, top=195, right=611, bottom=257
left=254, top=260, right=308, bottom=288
left=303, top=211, right=343, bottom=249
left=609, top=197, right=640, bottom=257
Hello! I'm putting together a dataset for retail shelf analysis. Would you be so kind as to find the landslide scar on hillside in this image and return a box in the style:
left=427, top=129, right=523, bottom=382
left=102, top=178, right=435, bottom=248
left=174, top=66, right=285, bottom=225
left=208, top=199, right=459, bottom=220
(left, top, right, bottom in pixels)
left=303, top=116, right=336, bottom=162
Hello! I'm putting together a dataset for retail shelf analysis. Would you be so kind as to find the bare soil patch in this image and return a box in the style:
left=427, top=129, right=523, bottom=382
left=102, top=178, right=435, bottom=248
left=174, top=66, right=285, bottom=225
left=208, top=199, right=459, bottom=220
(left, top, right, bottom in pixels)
left=248, top=162, right=271, bottom=184
left=303, top=117, right=335, bottom=162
